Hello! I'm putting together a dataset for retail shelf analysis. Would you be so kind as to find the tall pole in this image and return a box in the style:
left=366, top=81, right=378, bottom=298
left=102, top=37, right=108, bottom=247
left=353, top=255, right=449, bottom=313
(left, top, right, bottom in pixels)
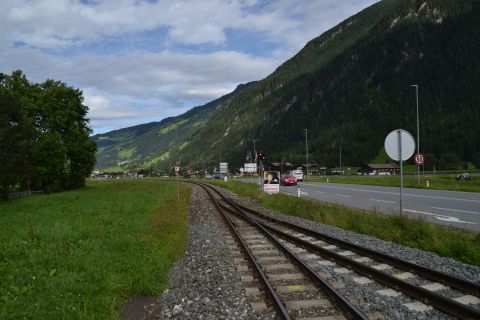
left=176, top=159, right=180, bottom=201
left=398, top=130, right=403, bottom=214
left=339, top=146, right=342, bottom=176
left=249, top=138, right=260, bottom=176
left=304, top=129, right=309, bottom=179
left=411, top=85, right=420, bottom=184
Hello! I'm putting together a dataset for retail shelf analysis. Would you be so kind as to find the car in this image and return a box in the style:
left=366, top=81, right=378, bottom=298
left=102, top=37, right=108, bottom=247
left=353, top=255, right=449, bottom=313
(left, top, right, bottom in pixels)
left=280, top=174, right=297, bottom=186
left=455, top=173, right=471, bottom=181
left=289, top=170, right=304, bottom=182
left=213, top=173, right=226, bottom=179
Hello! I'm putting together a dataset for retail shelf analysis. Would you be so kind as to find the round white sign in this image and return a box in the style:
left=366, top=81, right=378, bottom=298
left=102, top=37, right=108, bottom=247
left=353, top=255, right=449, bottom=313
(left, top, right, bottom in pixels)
left=384, top=129, right=416, bottom=161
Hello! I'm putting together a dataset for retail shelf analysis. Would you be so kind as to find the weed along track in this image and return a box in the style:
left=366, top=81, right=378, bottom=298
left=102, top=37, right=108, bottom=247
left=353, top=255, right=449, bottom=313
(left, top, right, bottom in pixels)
left=194, top=182, right=480, bottom=319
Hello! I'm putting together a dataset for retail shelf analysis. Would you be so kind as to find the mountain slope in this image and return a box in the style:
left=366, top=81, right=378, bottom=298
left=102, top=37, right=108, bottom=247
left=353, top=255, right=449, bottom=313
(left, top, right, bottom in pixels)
left=94, top=0, right=480, bottom=172
left=92, top=82, right=254, bottom=170
left=176, top=0, right=480, bottom=170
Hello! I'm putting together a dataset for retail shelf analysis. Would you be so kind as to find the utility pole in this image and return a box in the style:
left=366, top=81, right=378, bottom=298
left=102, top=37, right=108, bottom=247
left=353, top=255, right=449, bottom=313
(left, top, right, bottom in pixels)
left=304, top=129, right=309, bottom=179
left=176, top=159, right=180, bottom=201
left=249, top=138, right=260, bottom=162
left=411, top=84, right=420, bottom=184
left=339, top=146, right=342, bottom=176
left=248, top=138, right=260, bottom=177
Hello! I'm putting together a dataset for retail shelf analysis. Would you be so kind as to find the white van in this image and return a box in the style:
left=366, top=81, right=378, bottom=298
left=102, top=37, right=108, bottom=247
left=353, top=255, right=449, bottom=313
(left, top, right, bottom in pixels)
left=290, top=170, right=304, bottom=182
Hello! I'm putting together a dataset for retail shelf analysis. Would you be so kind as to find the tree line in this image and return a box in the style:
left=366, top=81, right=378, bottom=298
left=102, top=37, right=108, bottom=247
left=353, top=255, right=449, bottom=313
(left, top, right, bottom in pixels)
left=0, top=70, right=96, bottom=197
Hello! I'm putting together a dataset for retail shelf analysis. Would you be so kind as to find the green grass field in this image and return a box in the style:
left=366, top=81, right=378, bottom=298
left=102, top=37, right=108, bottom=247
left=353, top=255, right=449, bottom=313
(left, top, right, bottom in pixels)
left=307, top=175, right=480, bottom=193
left=210, top=180, right=480, bottom=266
left=0, top=180, right=190, bottom=320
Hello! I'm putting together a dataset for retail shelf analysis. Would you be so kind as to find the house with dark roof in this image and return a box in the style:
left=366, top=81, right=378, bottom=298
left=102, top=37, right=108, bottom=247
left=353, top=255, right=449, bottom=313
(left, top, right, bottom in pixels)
left=359, top=163, right=399, bottom=175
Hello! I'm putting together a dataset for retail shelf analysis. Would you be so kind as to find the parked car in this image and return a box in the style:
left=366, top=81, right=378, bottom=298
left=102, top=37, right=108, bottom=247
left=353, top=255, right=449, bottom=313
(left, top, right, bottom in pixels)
left=280, top=174, right=297, bottom=186
left=455, top=173, right=471, bottom=181
left=289, top=170, right=304, bottom=182
left=213, top=173, right=226, bottom=179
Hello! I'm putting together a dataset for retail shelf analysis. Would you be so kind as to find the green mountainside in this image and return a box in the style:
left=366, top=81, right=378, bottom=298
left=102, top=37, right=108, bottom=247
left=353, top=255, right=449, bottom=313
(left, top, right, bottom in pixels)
left=92, top=82, right=255, bottom=171
left=93, top=0, right=480, bottom=172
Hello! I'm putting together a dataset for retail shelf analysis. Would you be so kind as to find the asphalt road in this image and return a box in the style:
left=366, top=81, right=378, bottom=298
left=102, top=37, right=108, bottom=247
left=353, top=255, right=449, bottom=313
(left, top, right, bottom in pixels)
left=242, top=179, right=480, bottom=232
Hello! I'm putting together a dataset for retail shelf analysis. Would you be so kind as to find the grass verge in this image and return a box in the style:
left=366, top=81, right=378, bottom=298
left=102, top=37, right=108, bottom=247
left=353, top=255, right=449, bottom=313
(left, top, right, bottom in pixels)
left=307, top=175, right=480, bottom=193
left=209, top=180, right=480, bottom=266
left=0, top=179, right=190, bottom=320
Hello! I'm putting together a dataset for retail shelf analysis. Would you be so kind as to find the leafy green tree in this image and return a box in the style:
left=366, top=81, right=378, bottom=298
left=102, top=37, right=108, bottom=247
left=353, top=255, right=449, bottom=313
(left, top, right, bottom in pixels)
left=0, top=89, right=29, bottom=196
left=473, top=152, right=480, bottom=169
left=439, top=153, right=461, bottom=170
left=0, top=70, right=96, bottom=194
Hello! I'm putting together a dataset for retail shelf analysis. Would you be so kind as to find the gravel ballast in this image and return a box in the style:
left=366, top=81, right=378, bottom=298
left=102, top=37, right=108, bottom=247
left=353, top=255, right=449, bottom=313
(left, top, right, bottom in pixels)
left=128, top=183, right=480, bottom=319
left=151, top=185, right=254, bottom=319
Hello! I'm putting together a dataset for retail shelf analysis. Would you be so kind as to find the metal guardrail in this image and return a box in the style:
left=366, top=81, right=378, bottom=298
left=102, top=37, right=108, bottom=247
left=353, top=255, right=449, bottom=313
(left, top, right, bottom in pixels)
left=1, top=190, right=43, bottom=200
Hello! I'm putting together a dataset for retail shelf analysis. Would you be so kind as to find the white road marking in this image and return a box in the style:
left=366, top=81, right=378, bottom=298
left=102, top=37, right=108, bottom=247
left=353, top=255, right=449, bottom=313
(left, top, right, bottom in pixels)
left=302, top=183, right=480, bottom=203
left=431, top=207, right=480, bottom=216
left=314, top=191, right=326, bottom=194
left=403, top=209, right=478, bottom=224
left=335, top=194, right=351, bottom=198
left=371, top=199, right=396, bottom=204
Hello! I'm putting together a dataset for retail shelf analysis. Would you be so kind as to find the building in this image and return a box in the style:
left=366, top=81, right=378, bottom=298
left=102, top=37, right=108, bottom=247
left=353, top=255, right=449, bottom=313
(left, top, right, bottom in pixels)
left=359, top=163, right=399, bottom=175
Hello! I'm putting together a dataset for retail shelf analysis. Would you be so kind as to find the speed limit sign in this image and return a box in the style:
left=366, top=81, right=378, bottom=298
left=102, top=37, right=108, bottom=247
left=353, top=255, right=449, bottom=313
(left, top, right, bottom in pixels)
left=414, top=153, right=425, bottom=166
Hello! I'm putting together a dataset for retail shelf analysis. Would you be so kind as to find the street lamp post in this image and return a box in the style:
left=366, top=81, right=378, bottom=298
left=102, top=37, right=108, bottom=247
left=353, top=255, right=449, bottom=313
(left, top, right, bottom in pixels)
left=304, top=129, right=309, bottom=179
left=411, top=84, right=420, bottom=184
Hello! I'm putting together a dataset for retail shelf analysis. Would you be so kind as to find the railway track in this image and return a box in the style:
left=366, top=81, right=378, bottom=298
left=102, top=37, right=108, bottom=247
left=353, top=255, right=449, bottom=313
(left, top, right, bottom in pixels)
left=194, top=182, right=480, bottom=319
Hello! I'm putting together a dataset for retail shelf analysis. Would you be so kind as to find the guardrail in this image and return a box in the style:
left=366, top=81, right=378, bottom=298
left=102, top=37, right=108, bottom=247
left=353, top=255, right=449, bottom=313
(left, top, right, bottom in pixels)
left=1, top=190, right=43, bottom=201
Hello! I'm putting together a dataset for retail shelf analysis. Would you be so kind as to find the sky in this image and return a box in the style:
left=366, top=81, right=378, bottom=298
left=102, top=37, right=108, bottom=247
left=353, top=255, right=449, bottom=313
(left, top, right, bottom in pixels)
left=0, top=0, right=379, bottom=134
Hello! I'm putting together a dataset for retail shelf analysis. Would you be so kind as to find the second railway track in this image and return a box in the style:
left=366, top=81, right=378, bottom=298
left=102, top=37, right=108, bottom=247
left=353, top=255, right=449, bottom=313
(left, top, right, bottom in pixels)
left=195, top=182, right=480, bottom=319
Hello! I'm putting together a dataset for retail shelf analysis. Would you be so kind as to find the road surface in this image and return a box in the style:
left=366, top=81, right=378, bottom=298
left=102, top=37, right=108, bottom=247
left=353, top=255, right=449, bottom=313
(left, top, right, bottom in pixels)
left=242, top=179, right=480, bottom=232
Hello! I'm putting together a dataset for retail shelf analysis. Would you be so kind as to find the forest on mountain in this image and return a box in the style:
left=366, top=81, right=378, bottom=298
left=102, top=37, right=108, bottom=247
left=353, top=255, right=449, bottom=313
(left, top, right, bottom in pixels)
left=0, top=71, right=96, bottom=196
left=93, top=0, right=480, bottom=173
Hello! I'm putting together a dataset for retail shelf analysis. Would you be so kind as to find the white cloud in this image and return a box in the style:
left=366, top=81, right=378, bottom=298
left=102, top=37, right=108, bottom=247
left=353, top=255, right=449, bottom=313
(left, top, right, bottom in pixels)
left=0, top=0, right=380, bottom=133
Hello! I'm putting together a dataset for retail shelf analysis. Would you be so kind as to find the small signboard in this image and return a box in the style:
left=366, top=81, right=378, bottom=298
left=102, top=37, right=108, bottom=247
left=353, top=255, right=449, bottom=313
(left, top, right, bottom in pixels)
left=414, top=153, right=425, bottom=166
left=263, top=171, right=280, bottom=194
left=244, top=163, right=257, bottom=173
left=384, top=129, right=415, bottom=214
left=385, top=129, right=415, bottom=161
left=175, top=166, right=180, bottom=172
left=219, top=162, right=228, bottom=174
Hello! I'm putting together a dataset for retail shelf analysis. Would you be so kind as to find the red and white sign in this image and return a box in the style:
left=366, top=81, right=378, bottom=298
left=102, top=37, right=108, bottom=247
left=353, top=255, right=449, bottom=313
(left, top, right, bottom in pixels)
left=414, top=153, right=425, bottom=166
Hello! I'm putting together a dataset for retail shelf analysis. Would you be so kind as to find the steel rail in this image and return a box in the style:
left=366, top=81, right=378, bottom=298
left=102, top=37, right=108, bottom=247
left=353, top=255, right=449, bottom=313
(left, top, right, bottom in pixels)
left=219, top=202, right=369, bottom=320
left=254, top=216, right=480, bottom=320
left=197, top=184, right=291, bottom=320
left=230, top=197, right=480, bottom=296
left=216, top=193, right=480, bottom=320
left=198, top=183, right=367, bottom=319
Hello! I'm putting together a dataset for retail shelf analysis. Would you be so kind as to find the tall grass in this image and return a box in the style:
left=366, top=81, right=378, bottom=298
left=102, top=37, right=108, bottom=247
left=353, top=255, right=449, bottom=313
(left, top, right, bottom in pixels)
left=0, top=180, right=190, bottom=319
left=212, top=181, right=480, bottom=266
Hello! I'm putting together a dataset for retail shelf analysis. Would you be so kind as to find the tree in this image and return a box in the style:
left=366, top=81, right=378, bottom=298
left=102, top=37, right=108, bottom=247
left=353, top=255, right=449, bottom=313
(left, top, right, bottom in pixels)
left=439, top=153, right=461, bottom=170
left=0, top=70, right=96, bottom=194
left=473, top=152, right=480, bottom=169
left=0, top=90, right=29, bottom=196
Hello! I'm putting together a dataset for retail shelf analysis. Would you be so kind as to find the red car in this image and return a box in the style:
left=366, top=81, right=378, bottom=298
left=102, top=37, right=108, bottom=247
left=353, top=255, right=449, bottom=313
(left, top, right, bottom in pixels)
left=280, top=174, right=297, bottom=186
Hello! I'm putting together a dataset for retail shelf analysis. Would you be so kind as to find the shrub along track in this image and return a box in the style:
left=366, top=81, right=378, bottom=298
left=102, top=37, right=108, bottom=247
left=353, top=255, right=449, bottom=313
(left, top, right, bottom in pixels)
left=195, top=182, right=480, bottom=319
